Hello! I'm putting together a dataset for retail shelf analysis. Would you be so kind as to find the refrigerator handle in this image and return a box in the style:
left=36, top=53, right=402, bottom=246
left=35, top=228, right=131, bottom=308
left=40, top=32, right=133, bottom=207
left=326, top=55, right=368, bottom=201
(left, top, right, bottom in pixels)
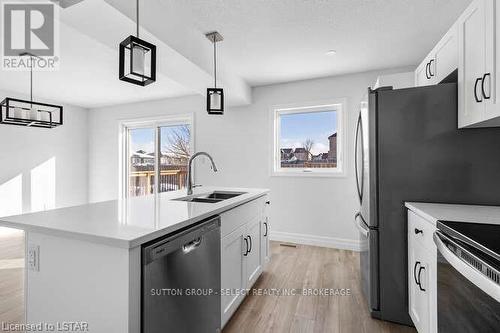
left=354, top=212, right=369, bottom=237
left=355, top=113, right=364, bottom=203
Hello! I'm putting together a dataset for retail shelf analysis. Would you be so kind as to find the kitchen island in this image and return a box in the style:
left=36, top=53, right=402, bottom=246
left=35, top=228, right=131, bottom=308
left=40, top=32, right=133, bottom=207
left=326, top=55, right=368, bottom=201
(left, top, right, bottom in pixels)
left=0, top=187, right=270, bottom=332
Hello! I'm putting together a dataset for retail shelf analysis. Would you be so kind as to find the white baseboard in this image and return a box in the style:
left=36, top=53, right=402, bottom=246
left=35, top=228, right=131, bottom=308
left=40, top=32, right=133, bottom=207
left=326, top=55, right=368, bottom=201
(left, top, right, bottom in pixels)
left=269, top=231, right=361, bottom=252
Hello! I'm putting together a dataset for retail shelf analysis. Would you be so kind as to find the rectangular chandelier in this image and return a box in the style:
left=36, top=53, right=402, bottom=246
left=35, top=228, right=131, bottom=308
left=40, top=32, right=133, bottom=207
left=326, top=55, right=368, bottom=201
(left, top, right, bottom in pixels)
left=0, top=97, right=63, bottom=128
left=119, top=35, right=156, bottom=86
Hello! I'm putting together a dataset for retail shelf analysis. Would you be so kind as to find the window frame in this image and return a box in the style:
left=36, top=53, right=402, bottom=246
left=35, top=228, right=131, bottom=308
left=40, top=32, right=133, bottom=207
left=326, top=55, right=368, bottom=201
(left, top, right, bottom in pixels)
left=119, top=114, right=195, bottom=199
left=270, top=99, right=346, bottom=178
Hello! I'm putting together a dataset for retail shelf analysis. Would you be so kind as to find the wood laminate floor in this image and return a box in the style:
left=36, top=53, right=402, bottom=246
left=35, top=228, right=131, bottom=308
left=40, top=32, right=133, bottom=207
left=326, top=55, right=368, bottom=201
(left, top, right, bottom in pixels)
left=0, top=228, right=24, bottom=325
left=0, top=233, right=416, bottom=333
left=223, top=241, right=416, bottom=333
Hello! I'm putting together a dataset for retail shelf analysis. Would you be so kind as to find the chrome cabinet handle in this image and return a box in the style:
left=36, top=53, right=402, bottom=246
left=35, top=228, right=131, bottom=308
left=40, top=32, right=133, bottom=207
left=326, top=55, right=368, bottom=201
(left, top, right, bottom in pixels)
left=414, top=228, right=423, bottom=235
left=265, top=201, right=270, bottom=205
left=417, top=266, right=426, bottom=291
left=263, top=222, right=268, bottom=237
left=243, top=237, right=249, bottom=256
left=474, top=77, right=483, bottom=103
left=482, top=73, right=491, bottom=99
left=248, top=235, right=252, bottom=253
left=425, top=62, right=430, bottom=80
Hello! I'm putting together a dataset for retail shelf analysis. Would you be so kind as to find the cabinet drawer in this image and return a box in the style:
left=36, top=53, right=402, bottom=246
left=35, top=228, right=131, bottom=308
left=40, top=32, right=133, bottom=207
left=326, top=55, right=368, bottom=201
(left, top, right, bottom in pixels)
left=408, top=210, right=436, bottom=252
left=220, top=196, right=266, bottom=237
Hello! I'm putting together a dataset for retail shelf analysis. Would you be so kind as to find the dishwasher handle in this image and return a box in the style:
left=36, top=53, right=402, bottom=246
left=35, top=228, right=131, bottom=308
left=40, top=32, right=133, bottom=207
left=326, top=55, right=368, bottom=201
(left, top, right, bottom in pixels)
left=182, top=237, right=202, bottom=254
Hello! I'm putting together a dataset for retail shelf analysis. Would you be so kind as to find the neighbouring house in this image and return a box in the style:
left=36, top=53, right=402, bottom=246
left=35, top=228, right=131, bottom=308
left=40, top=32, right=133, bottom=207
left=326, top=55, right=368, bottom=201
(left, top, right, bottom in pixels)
left=328, top=133, right=337, bottom=162
left=280, top=148, right=294, bottom=161
left=313, top=153, right=330, bottom=162
left=131, top=150, right=155, bottom=166
left=293, top=147, right=308, bottom=161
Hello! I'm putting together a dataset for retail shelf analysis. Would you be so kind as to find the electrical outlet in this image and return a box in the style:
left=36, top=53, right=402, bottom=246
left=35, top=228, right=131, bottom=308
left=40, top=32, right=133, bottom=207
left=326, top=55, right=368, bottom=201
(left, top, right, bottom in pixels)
left=28, top=244, right=40, bottom=271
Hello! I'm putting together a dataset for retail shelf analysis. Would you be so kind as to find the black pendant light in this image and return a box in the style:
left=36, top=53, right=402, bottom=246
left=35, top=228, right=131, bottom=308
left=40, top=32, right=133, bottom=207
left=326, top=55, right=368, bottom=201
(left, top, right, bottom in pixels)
left=119, top=0, right=156, bottom=86
left=0, top=53, right=63, bottom=128
left=205, top=31, right=224, bottom=115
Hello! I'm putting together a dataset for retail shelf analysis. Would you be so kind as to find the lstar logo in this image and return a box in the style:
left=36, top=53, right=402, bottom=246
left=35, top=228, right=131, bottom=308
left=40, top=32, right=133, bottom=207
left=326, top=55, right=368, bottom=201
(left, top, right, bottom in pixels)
left=1, top=1, right=59, bottom=70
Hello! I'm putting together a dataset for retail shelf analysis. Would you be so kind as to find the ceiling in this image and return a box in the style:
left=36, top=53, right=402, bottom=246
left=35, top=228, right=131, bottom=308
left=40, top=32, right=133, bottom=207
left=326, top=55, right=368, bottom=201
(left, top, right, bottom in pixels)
left=180, top=0, right=472, bottom=86
left=0, top=0, right=472, bottom=108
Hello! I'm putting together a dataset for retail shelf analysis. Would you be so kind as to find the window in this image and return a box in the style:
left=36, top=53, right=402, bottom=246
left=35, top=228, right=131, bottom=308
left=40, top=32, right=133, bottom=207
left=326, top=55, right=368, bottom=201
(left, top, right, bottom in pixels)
left=272, top=101, right=344, bottom=176
left=121, top=115, right=193, bottom=198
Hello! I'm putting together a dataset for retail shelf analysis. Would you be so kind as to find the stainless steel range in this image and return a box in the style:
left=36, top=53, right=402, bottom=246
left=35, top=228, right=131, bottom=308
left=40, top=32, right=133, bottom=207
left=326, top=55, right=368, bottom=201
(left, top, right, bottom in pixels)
left=434, top=220, right=500, bottom=332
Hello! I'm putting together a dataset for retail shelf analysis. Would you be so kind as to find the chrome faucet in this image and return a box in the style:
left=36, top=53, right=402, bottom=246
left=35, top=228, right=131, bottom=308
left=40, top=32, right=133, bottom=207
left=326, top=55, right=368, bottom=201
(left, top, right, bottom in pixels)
left=186, top=152, right=218, bottom=195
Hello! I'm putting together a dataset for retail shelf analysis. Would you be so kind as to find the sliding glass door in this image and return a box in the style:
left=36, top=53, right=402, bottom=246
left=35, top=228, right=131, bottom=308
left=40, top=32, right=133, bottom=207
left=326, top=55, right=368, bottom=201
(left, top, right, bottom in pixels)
left=124, top=116, right=193, bottom=197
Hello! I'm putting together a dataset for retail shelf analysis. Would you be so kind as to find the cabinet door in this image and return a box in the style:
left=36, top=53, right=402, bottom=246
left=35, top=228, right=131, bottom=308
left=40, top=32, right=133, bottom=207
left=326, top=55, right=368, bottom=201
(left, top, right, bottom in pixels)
left=415, top=60, right=430, bottom=87
left=221, top=225, right=246, bottom=326
left=458, top=0, right=493, bottom=127
left=244, top=216, right=262, bottom=288
left=434, top=24, right=458, bottom=83
left=408, top=234, right=430, bottom=333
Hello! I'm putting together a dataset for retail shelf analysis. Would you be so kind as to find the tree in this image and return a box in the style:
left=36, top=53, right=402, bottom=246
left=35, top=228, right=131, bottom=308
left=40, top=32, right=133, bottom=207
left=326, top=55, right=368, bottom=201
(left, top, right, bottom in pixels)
left=164, top=125, right=190, bottom=164
left=303, top=139, right=314, bottom=161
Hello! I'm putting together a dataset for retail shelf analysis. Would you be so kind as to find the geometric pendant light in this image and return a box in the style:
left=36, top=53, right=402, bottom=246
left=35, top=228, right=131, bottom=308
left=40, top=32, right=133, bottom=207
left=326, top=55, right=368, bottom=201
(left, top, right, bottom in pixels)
left=205, top=31, right=224, bottom=115
left=0, top=53, right=63, bottom=128
left=119, top=0, right=156, bottom=86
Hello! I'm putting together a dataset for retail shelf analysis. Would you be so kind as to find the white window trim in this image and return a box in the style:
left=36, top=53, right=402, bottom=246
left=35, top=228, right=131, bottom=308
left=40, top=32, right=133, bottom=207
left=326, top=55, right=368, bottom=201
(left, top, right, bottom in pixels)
left=270, top=99, right=347, bottom=178
left=118, top=113, right=195, bottom=199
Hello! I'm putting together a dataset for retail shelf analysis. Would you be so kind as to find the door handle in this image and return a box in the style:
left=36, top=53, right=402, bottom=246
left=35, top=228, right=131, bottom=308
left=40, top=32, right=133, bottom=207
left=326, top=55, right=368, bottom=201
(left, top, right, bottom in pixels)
left=354, top=213, right=369, bottom=237
left=428, top=59, right=435, bottom=77
left=425, top=62, right=431, bottom=80
left=482, top=73, right=491, bottom=99
left=243, top=237, right=249, bottom=256
left=474, top=77, right=483, bottom=103
left=417, top=266, right=426, bottom=291
left=354, top=113, right=364, bottom=203
left=248, top=235, right=252, bottom=253
left=264, top=222, right=268, bottom=237
left=413, top=261, right=420, bottom=286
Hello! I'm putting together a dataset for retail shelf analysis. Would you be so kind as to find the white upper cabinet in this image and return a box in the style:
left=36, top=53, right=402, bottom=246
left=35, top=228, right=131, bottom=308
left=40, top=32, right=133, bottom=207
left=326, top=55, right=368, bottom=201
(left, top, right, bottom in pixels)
left=457, top=0, right=496, bottom=128
left=415, top=24, right=458, bottom=87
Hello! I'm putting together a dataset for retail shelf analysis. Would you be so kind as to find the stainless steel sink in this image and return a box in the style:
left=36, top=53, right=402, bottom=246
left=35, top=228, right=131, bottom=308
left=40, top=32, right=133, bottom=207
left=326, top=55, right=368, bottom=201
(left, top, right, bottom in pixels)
left=173, top=191, right=246, bottom=203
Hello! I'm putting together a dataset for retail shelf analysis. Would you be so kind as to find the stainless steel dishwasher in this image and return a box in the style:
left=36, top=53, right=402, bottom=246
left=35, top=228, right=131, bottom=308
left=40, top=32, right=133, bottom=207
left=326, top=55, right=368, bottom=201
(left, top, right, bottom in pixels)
left=142, top=216, right=221, bottom=333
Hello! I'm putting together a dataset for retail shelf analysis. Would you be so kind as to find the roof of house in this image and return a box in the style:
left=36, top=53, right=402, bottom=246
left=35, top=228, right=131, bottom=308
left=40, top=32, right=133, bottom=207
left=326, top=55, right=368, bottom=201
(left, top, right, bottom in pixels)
left=294, top=147, right=306, bottom=153
left=281, top=148, right=293, bottom=153
left=328, top=132, right=337, bottom=139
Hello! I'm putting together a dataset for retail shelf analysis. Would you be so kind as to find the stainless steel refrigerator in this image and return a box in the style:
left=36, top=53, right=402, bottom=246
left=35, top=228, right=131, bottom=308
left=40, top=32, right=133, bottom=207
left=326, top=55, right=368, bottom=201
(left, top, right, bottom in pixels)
left=354, top=82, right=500, bottom=325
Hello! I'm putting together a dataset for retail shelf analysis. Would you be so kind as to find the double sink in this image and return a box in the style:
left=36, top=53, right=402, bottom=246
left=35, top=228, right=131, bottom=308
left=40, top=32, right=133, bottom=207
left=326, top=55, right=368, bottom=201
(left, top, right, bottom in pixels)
left=173, top=191, right=246, bottom=204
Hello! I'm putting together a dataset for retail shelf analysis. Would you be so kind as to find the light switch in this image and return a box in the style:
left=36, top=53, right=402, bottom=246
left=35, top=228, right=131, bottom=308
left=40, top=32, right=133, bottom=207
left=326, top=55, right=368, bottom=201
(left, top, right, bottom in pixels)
left=28, top=244, right=40, bottom=271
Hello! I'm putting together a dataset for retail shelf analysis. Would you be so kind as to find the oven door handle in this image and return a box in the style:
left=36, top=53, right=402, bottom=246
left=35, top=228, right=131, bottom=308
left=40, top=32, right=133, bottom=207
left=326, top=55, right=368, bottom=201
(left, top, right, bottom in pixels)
left=433, top=231, right=500, bottom=303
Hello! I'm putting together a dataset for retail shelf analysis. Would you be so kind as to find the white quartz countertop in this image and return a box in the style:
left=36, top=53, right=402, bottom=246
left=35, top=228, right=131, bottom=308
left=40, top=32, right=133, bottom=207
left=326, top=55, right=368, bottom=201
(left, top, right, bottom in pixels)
left=405, top=202, right=500, bottom=226
left=0, top=187, right=269, bottom=248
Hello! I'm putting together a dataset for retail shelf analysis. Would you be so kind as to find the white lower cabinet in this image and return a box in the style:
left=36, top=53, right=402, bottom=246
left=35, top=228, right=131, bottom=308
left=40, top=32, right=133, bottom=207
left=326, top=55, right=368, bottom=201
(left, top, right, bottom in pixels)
left=245, top=216, right=262, bottom=287
left=221, top=224, right=247, bottom=326
left=220, top=195, right=270, bottom=328
left=408, top=211, right=437, bottom=333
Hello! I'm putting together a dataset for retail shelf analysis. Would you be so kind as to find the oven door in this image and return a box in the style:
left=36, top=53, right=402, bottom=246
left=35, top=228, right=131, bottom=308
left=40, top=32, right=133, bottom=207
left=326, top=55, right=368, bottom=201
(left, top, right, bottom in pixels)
left=434, top=231, right=500, bottom=332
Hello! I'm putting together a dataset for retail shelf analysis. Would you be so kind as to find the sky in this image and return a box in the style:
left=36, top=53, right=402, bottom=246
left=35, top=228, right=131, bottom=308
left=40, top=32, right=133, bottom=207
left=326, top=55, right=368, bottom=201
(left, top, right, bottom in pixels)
left=129, top=125, right=189, bottom=154
left=280, top=110, right=337, bottom=155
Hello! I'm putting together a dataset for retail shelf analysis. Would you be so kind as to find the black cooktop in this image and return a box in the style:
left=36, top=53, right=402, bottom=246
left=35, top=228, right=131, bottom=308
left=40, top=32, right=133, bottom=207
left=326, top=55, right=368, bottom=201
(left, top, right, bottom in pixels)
left=437, top=220, right=500, bottom=262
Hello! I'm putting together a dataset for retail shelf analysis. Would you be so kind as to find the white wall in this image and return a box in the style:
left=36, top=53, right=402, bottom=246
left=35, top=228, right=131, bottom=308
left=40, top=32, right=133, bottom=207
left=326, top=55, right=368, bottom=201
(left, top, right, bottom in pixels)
left=88, top=68, right=411, bottom=250
left=0, top=89, right=88, bottom=218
